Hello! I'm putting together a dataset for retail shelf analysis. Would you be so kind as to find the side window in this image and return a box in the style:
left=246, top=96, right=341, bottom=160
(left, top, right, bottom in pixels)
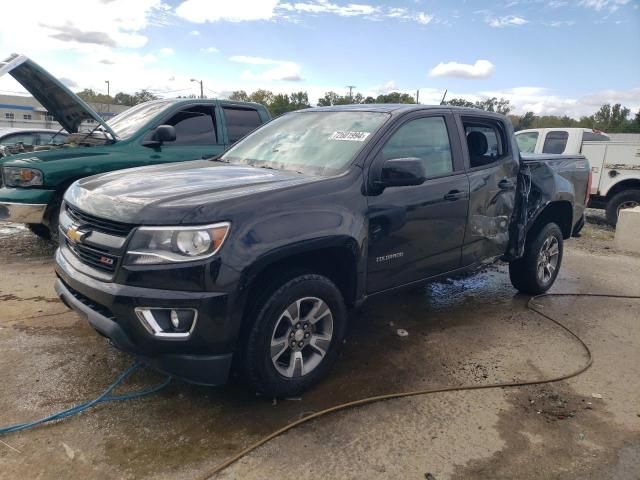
left=0, top=133, right=35, bottom=146
left=223, top=107, right=262, bottom=144
left=542, top=131, right=568, bottom=154
left=463, top=119, right=507, bottom=168
left=381, top=116, right=453, bottom=178
left=516, top=132, right=538, bottom=153
left=162, top=105, right=216, bottom=145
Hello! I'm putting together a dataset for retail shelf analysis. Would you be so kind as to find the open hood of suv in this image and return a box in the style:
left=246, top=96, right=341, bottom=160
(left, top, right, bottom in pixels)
left=0, top=53, right=117, bottom=137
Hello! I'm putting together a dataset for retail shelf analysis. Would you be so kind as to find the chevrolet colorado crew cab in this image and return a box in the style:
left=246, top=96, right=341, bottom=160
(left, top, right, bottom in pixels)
left=54, top=105, right=590, bottom=397
left=0, top=54, right=270, bottom=240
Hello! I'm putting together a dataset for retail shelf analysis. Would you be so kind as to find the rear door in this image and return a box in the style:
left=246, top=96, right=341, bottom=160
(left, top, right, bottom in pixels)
left=456, top=114, right=520, bottom=266
left=366, top=111, right=469, bottom=293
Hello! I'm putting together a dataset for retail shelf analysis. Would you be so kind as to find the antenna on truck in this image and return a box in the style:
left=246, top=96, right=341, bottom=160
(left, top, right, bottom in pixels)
left=440, top=89, right=448, bottom=105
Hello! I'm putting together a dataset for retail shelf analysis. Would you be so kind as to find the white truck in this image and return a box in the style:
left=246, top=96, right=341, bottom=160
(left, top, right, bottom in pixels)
left=516, top=128, right=640, bottom=226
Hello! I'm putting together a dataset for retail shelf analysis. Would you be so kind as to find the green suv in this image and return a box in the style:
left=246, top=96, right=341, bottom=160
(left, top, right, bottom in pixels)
left=0, top=54, right=271, bottom=240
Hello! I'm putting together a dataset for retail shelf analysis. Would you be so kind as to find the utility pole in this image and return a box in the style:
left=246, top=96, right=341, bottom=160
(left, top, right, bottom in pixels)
left=346, top=85, right=356, bottom=103
left=191, top=78, right=204, bottom=98
left=105, top=80, right=110, bottom=113
left=416, top=89, right=420, bottom=104
left=440, top=89, right=448, bottom=105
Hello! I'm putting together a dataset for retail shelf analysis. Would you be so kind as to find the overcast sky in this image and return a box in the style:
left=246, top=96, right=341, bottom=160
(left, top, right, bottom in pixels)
left=0, top=0, right=638, bottom=117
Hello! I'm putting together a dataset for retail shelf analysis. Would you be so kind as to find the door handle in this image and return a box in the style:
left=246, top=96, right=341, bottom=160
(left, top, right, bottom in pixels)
left=444, top=190, right=466, bottom=201
left=498, top=179, right=515, bottom=190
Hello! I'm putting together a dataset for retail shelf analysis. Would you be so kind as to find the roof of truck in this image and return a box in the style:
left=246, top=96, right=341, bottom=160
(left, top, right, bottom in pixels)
left=161, top=98, right=267, bottom=109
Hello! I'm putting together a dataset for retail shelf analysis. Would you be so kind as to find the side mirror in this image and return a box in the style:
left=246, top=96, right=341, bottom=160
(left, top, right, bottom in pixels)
left=143, top=125, right=176, bottom=148
left=377, top=157, right=426, bottom=188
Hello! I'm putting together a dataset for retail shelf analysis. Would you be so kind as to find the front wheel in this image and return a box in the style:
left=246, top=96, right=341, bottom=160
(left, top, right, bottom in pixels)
left=26, top=205, right=60, bottom=243
left=243, top=274, right=347, bottom=397
left=509, top=222, right=563, bottom=295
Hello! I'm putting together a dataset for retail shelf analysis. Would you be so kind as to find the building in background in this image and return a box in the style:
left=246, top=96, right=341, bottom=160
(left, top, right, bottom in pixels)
left=0, top=94, right=129, bottom=130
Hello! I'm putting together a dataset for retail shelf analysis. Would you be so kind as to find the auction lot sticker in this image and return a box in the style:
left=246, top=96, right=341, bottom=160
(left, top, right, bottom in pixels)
left=328, top=131, right=371, bottom=141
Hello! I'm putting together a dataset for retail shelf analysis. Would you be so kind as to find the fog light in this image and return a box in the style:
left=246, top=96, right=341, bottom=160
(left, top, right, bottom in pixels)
left=135, top=308, right=197, bottom=338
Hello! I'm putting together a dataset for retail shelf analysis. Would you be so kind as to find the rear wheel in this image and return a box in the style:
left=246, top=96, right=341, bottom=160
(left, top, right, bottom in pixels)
left=243, top=274, right=347, bottom=397
left=605, top=189, right=640, bottom=227
left=509, top=222, right=563, bottom=295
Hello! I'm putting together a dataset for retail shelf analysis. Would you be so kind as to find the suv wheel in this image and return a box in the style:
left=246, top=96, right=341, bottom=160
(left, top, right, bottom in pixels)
left=243, top=274, right=347, bottom=397
left=509, top=222, right=563, bottom=295
left=605, top=189, right=640, bottom=227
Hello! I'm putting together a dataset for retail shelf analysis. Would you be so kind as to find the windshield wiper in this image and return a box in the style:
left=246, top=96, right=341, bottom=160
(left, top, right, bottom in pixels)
left=206, top=154, right=230, bottom=163
left=77, top=124, right=114, bottom=144
left=255, top=164, right=304, bottom=174
left=50, top=126, right=66, bottom=143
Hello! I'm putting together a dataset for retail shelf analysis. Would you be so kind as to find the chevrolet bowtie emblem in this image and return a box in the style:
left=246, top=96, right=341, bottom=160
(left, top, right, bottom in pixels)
left=67, top=225, right=89, bottom=243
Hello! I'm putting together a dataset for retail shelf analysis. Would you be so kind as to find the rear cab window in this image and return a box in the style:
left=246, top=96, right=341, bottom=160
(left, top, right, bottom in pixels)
left=542, top=131, right=569, bottom=154
left=462, top=117, right=508, bottom=168
left=222, top=107, right=263, bottom=144
left=516, top=132, right=538, bottom=153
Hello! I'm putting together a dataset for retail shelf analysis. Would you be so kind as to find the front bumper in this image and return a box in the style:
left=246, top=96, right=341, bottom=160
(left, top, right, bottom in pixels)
left=54, top=248, right=235, bottom=386
left=0, top=201, right=47, bottom=223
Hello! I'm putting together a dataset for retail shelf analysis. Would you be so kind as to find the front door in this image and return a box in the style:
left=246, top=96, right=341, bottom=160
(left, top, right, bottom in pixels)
left=144, top=104, right=225, bottom=165
left=366, top=112, right=470, bottom=294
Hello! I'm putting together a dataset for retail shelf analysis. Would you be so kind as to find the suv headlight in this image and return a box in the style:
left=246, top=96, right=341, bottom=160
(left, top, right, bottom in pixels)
left=2, top=167, right=43, bottom=187
left=125, top=222, right=230, bottom=265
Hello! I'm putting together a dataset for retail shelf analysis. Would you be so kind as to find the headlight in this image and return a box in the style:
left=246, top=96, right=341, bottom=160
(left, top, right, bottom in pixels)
left=125, top=222, right=230, bottom=265
left=2, top=167, right=43, bottom=187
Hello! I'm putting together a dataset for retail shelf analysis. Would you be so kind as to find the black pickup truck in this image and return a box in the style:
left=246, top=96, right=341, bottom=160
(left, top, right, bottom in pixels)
left=53, top=105, right=590, bottom=397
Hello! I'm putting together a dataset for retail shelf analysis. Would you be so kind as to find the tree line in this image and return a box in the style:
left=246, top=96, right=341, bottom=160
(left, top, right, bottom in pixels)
left=76, top=86, right=640, bottom=134
left=76, top=88, right=160, bottom=106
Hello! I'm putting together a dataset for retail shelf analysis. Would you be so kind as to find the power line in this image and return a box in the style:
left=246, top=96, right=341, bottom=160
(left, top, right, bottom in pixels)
left=148, top=87, right=192, bottom=94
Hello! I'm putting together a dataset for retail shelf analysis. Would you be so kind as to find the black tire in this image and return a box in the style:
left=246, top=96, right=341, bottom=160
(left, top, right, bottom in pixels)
left=509, top=222, right=563, bottom=295
left=605, top=189, right=640, bottom=227
left=27, top=223, right=52, bottom=240
left=26, top=205, right=60, bottom=242
left=243, top=274, right=347, bottom=398
left=571, top=215, right=585, bottom=237
left=47, top=206, right=60, bottom=243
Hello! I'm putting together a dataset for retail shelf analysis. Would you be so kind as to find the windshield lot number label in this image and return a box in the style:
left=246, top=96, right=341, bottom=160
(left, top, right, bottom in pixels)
left=328, top=131, right=370, bottom=141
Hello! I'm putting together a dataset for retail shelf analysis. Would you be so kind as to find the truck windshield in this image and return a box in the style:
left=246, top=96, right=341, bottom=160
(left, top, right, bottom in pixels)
left=222, top=111, right=390, bottom=176
left=107, top=100, right=173, bottom=139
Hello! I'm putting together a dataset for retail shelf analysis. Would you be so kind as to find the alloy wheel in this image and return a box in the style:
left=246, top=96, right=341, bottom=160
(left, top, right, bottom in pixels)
left=270, top=297, right=334, bottom=378
left=537, top=236, right=560, bottom=285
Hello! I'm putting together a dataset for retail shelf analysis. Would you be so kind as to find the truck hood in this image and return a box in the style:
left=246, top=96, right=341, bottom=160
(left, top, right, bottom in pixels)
left=65, top=160, right=318, bottom=224
left=0, top=54, right=116, bottom=137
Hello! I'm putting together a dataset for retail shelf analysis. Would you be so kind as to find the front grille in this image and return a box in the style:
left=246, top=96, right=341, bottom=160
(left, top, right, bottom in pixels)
left=65, top=203, right=134, bottom=236
left=66, top=239, right=119, bottom=273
